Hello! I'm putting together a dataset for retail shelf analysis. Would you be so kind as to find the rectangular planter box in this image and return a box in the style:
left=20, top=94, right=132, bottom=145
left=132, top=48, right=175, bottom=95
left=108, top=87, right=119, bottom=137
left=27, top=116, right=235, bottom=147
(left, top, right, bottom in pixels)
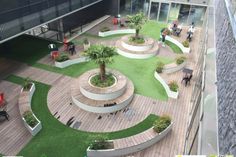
left=55, top=57, right=88, bottom=68
left=22, top=114, right=42, bottom=136
left=98, top=29, right=135, bottom=37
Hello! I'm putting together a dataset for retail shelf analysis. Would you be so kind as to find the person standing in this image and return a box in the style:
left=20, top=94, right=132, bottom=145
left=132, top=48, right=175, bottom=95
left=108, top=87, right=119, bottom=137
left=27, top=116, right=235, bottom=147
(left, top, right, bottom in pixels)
left=161, top=28, right=168, bottom=47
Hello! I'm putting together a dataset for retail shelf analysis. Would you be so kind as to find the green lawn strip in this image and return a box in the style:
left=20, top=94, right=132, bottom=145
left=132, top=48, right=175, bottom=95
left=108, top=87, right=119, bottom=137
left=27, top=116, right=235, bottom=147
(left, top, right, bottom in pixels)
left=5, top=75, right=158, bottom=157
left=141, top=21, right=183, bottom=54
left=33, top=55, right=173, bottom=100
left=165, top=40, right=183, bottom=54
left=0, top=35, right=62, bottom=65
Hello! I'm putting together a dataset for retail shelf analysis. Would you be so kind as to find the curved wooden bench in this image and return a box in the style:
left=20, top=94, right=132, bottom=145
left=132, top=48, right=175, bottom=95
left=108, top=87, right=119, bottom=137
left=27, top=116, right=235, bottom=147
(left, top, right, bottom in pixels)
left=18, top=83, right=42, bottom=136
left=163, top=61, right=187, bottom=74
left=87, top=123, right=173, bottom=157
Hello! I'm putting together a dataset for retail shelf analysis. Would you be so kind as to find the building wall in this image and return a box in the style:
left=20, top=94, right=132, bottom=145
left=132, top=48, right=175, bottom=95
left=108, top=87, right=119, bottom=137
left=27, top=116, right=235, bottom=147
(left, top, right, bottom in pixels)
left=215, top=0, right=236, bottom=155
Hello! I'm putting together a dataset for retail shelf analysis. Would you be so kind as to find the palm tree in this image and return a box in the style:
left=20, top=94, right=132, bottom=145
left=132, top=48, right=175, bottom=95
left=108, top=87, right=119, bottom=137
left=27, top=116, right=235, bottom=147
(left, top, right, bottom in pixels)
left=127, top=12, right=147, bottom=39
left=85, top=44, right=117, bottom=81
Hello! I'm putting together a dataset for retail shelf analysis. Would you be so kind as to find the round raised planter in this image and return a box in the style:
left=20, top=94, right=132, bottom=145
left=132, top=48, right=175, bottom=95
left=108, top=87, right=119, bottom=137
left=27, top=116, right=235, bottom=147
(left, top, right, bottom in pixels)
left=79, top=69, right=128, bottom=101
left=121, top=35, right=155, bottom=52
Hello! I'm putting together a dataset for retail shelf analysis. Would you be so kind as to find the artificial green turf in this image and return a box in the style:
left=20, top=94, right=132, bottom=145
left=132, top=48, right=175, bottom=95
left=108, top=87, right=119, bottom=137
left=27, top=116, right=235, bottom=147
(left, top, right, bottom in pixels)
left=165, top=40, right=183, bottom=54
left=0, top=35, right=61, bottom=65
left=6, top=75, right=159, bottom=157
left=33, top=55, right=173, bottom=100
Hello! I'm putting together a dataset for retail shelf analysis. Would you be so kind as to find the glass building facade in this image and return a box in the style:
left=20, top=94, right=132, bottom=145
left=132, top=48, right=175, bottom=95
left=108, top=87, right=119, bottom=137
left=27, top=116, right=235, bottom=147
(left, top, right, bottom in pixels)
left=149, top=0, right=207, bottom=26
left=0, top=0, right=104, bottom=42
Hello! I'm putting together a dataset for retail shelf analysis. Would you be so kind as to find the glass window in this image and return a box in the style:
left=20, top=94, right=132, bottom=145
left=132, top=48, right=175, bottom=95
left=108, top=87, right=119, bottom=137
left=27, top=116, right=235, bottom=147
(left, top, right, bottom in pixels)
left=159, top=3, right=169, bottom=22
left=168, top=3, right=181, bottom=23
left=149, top=2, right=159, bottom=20
left=131, top=0, right=150, bottom=15
left=188, top=6, right=206, bottom=26
left=178, top=4, right=191, bottom=24
left=120, top=0, right=131, bottom=15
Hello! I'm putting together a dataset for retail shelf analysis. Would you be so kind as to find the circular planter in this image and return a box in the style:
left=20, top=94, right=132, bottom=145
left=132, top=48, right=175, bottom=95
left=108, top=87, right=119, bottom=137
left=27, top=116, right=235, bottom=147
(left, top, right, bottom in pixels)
left=88, top=74, right=117, bottom=89
left=121, top=35, right=155, bottom=52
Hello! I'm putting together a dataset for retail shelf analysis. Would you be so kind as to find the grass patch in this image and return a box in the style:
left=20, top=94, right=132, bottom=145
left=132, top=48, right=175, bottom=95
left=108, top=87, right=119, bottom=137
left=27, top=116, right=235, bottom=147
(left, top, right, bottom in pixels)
left=6, top=75, right=158, bottom=157
left=33, top=55, right=173, bottom=100
left=0, top=35, right=61, bottom=65
left=165, top=40, right=183, bottom=54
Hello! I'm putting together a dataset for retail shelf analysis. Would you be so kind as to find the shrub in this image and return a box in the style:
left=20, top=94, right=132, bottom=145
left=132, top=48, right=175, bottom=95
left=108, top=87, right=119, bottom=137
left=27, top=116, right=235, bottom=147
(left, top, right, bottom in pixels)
left=176, top=56, right=186, bottom=65
left=153, top=115, right=171, bottom=133
left=55, top=53, right=69, bottom=62
left=90, top=135, right=110, bottom=150
left=168, top=81, right=179, bottom=92
left=182, top=40, right=190, bottom=48
left=156, top=62, right=164, bottom=73
left=129, top=36, right=145, bottom=44
left=23, top=77, right=32, bottom=91
left=90, top=74, right=115, bottom=88
left=23, top=111, right=38, bottom=128
left=100, top=26, right=110, bottom=32
left=83, top=38, right=89, bottom=45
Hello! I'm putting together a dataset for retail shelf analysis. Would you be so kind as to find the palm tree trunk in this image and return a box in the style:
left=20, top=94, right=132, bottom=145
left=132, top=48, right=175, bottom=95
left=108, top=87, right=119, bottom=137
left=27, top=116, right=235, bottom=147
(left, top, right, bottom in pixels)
left=100, top=63, right=106, bottom=81
left=135, top=29, right=140, bottom=39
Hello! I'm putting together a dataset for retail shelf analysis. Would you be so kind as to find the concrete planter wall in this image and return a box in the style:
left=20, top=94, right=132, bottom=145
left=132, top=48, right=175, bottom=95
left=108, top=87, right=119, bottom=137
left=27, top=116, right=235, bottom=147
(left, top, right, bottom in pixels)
left=22, top=114, right=42, bottom=136
left=163, top=61, right=187, bottom=74
left=121, top=40, right=153, bottom=52
left=98, top=29, right=135, bottom=37
left=19, top=83, right=42, bottom=136
left=21, top=82, right=35, bottom=103
left=117, top=48, right=156, bottom=59
left=87, top=123, right=173, bottom=157
left=164, top=36, right=191, bottom=53
left=72, top=94, right=133, bottom=114
left=154, top=72, right=179, bottom=99
left=55, top=57, right=88, bottom=68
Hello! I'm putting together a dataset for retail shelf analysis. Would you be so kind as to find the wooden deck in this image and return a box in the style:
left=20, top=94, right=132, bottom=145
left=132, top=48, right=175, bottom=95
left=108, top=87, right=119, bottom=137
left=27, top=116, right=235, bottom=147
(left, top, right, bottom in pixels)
left=0, top=25, right=201, bottom=156
left=0, top=81, right=32, bottom=156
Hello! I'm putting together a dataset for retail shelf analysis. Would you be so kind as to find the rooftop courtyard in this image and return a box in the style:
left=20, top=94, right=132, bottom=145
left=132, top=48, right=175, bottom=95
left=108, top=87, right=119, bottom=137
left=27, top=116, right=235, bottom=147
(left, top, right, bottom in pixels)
left=0, top=14, right=203, bottom=157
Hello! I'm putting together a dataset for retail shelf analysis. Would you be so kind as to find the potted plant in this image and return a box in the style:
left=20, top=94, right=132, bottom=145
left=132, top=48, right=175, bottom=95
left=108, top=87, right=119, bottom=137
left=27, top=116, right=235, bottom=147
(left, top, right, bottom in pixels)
left=156, top=61, right=164, bottom=73
left=23, top=110, right=38, bottom=128
left=127, top=12, right=147, bottom=44
left=83, top=38, right=90, bottom=51
left=182, top=40, right=190, bottom=48
left=84, top=45, right=117, bottom=88
left=153, top=115, right=171, bottom=133
left=22, top=77, right=35, bottom=92
left=176, top=56, right=186, bottom=65
left=168, top=81, right=179, bottom=92
left=100, top=26, right=110, bottom=32
left=55, top=53, right=69, bottom=62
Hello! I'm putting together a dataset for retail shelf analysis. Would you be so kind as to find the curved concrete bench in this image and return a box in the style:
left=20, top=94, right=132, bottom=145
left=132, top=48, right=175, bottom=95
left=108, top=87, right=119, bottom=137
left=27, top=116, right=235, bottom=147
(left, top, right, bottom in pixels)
left=55, top=57, right=89, bottom=68
left=154, top=72, right=179, bottom=99
left=161, top=35, right=190, bottom=53
left=163, top=61, right=187, bottom=74
left=18, top=83, right=42, bottom=136
left=98, top=29, right=135, bottom=37
left=87, top=123, right=173, bottom=157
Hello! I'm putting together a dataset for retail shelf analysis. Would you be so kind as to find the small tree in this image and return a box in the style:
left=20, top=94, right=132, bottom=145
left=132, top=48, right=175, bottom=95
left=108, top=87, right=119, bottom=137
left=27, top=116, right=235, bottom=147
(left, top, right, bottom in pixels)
left=85, top=45, right=117, bottom=81
left=127, top=12, right=147, bottom=39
